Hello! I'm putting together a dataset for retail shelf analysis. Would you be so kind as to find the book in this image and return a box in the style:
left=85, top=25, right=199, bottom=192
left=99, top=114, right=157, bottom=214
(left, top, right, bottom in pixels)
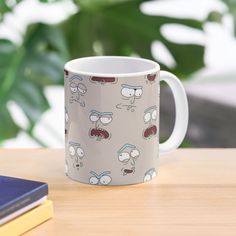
left=0, top=200, right=53, bottom=236
left=0, top=196, right=47, bottom=225
left=0, top=175, right=48, bottom=221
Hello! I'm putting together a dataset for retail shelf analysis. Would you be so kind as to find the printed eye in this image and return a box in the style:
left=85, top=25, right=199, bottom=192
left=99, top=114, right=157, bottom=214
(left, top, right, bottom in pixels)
left=118, top=152, right=130, bottom=162
left=152, top=171, right=157, bottom=179
left=70, top=86, right=77, bottom=93
left=135, top=88, right=143, bottom=97
left=69, top=146, right=75, bottom=156
left=144, top=112, right=151, bottom=123
left=89, top=176, right=99, bottom=185
left=77, top=147, right=84, bottom=158
left=121, top=87, right=135, bottom=98
left=100, top=116, right=112, bottom=125
left=130, top=149, right=140, bottom=158
left=77, top=83, right=87, bottom=94
left=90, top=113, right=99, bottom=122
left=144, top=174, right=151, bottom=182
left=100, top=175, right=112, bottom=185
left=152, top=109, right=157, bottom=120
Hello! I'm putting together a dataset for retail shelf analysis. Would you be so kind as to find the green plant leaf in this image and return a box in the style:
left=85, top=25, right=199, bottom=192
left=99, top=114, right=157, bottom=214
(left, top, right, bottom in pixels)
left=0, top=105, right=20, bottom=141
left=62, top=0, right=204, bottom=78
left=0, top=24, right=68, bottom=143
left=75, top=0, right=132, bottom=10
left=0, top=2, right=11, bottom=17
left=221, top=0, right=236, bottom=35
left=0, top=0, right=22, bottom=18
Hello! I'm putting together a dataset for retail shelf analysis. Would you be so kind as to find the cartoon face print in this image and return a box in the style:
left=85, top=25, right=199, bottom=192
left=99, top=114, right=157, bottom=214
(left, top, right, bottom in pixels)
left=90, top=76, right=117, bottom=85
left=89, top=110, right=113, bottom=141
left=116, top=84, right=143, bottom=112
left=69, top=75, right=87, bottom=107
left=64, top=69, right=69, bottom=78
left=68, top=141, right=85, bottom=170
left=89, top=171, right=112, bottom=185
left=146, top=73, right=157, bottom=84
left=143, top=106, right=158, bottom=139
left=65, top=107, right=69, bottom=135
left=143, top=168, right=157, bottom=182
left=117, top=144, right=140, bottom=176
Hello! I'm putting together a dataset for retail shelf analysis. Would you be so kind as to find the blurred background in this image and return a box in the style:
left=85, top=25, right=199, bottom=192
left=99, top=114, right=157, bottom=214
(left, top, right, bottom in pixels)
left=0, top=0, right=235, bottom=148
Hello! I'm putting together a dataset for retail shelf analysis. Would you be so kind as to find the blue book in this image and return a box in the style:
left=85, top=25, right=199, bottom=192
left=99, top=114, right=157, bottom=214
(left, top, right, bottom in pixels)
left=0, top=176, right=48, bottom=220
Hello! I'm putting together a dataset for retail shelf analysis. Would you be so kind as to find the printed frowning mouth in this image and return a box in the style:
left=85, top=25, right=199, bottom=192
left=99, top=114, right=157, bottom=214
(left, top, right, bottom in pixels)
left=143, top=125, right=157, bottom=138
left=90, top=128, right=110, bottom=139
left=147, top=74, right=156, bottom=82
left=91, top=76, right=116, bottom=83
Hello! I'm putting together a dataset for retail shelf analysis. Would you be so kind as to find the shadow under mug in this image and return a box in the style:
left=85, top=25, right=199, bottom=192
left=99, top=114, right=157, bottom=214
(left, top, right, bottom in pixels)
left=64, top=56, right=188, bottom=186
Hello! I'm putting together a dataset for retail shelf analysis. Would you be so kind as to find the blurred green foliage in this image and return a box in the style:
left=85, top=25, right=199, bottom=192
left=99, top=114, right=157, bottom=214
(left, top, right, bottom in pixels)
left=0, top=0, right=207, bottom=145
left=223, top=0, right=236, bottom=34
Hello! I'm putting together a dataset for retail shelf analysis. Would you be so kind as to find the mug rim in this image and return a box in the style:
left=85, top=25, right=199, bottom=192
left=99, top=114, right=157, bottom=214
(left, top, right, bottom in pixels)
left=64, top=56, right=160, bottom=77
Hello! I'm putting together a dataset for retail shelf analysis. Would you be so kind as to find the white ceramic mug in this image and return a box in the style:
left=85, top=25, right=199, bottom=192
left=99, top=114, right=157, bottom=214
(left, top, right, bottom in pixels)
left=64, top=56, right=188, bottom=185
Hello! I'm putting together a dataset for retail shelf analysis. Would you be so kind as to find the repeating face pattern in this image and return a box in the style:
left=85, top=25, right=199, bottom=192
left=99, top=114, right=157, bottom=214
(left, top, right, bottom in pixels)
left=65, top=107, right=69, bottom=135
left=116, top=84, right=143, bottom=112
left=143, top=106, right=158, bottom=139
left=65, top=72, right=159, bottom=185
left=143, top=168, right=157, bottom=182
left=89, top=110, right=113, bottom=141
left=68, top=141, right=85, bottom=170
left=69, top=75, right=87, bottom=107
left=90, top=76, right=117, bottom=85
left=64, top=69, right=69, bottom=77
left=117, top=144, right=140, bottom=176
left=146, top=73, right=157, bottom=84
left=89, top=171, right=112, bottom=185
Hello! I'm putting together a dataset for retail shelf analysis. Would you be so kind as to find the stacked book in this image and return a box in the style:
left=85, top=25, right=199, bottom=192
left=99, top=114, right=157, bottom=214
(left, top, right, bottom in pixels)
left=0, top=175, right=53, bottom=235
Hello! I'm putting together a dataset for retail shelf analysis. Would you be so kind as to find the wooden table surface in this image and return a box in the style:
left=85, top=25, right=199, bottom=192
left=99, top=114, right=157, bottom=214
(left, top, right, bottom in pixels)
left=1, top=149, right=236, bottom=236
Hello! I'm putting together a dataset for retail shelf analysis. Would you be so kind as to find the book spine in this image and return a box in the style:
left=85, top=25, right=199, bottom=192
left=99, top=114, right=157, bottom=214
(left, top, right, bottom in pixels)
left=0, top=184, right=48, bottom=219
left=0, top=200, right=53, bottom=236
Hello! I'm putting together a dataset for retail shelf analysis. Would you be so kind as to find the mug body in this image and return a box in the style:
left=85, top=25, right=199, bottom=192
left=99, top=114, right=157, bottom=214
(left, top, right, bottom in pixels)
left=64, top=56, right=160, bottom=185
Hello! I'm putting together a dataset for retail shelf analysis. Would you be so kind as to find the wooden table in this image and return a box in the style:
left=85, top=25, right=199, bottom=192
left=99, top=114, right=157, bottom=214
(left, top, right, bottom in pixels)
left=1, top=149, right=236, bottom=236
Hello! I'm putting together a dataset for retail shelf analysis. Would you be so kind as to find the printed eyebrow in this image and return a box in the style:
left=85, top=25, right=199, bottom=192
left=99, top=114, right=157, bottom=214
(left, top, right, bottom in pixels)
left=90, top=171, right=111, bottom=178
left=144, top=106, right=157, bottom=113
left=90, top=110, right=113, bottom=116
left=69, top=141, right=81, bottom=147
left=118, top=143, right=136, bottom=153
left=90, top=110, right=100, bottom=115
left=90, top=171, right=99, bottom=178
left=69, top=75, right=83, bottom=82
left=121, top=84, right=142, bottom=89
left=98, top=171, right=111, bottom=178
left=100, top=112, right=113, bottom=116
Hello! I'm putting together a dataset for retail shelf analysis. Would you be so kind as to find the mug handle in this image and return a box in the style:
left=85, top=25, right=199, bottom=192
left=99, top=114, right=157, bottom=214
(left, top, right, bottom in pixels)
left=159, top=71, right=189, bottom=154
